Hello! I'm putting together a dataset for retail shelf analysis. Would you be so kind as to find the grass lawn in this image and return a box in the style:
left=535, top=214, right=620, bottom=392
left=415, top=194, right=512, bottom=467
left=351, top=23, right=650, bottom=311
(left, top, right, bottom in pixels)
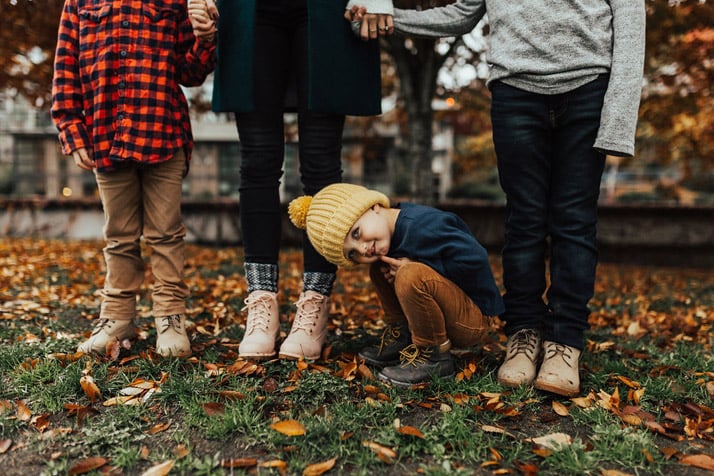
left=1, top=238, right=713, bottom=475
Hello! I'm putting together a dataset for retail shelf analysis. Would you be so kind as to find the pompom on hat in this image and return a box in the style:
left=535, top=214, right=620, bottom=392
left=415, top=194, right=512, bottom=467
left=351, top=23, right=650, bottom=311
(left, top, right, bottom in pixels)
left=289, top=183, right=390, bottom=267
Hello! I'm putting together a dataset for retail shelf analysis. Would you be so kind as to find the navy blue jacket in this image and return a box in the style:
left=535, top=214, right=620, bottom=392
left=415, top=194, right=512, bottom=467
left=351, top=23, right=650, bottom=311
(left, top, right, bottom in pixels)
left=389, top=203, right=505, bottom=317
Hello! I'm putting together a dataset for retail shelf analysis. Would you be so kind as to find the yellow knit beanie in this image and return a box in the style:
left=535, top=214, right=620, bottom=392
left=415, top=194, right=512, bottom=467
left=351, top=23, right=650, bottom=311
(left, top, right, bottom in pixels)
left=288, top=183, right=390, bottom=267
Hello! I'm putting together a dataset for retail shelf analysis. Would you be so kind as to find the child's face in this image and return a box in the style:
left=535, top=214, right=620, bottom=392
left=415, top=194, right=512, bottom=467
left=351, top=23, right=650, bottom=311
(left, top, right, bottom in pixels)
left=342, top=204, right=392, bottom=264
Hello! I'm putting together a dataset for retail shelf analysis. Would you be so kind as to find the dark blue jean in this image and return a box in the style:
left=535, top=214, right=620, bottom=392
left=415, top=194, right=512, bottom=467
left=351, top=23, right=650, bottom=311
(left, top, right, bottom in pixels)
left=236, top=0, right=344, bottom=273
left=490, top=75, right=608, bottom=350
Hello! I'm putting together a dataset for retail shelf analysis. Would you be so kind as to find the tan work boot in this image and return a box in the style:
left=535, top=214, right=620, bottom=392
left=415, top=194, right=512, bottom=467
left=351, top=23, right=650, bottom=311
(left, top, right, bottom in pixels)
left=77, top=318, right=137, bottom=355
left=497, top=328, right=541, bottom=387
left=534, top=341, right=581, bottom=397
left=155, top=314, right=191, bottom=357
left=278, top=291, right=329, bottom=360
left=239, top=290, right=280, bottom=360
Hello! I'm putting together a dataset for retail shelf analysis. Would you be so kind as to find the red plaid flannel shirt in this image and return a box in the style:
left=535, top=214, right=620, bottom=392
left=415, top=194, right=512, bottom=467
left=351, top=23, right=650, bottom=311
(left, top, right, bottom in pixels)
left=51, top=0, right=216, bottom=172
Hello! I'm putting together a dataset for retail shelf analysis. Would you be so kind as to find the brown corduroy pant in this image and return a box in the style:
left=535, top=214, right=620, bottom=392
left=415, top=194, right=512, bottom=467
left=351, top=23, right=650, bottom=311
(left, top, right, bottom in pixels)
left=94, top=150, right=189, bottom=321
left=369, top=261, right=491, bottom=348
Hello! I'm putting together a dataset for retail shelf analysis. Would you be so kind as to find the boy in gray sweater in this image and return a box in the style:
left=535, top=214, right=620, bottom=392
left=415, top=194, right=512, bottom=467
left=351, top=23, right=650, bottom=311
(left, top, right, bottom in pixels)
left=345, top=0, right=645, bottom=396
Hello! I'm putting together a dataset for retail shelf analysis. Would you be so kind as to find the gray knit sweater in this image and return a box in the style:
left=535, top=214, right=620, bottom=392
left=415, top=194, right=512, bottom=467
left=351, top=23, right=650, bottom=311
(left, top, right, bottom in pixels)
left=349, top=0, right=645, bottom=157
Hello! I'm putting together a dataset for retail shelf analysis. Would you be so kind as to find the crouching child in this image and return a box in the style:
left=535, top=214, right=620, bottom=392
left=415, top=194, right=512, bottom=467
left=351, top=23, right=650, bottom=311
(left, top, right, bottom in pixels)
left=288, top=183, right=504, bottom=387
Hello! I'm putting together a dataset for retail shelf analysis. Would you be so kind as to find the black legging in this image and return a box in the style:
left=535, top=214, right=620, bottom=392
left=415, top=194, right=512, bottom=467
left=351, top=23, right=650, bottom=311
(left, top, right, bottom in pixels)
left=236, top=0, right=345, bottom=273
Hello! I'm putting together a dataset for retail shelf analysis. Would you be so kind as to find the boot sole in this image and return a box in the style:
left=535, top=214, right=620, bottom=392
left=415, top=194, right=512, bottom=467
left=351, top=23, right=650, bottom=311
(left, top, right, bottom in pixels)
left=239, top=352, right=277, bottom=361
left=377, top=371, right=455, bottom=388
left=497, top=375, right=535, bottom=387
left=534, top=379, right=580, bottom=397
left=358, top=353, right=400, bottom=368
left=278, top=352, right=320, bottom=361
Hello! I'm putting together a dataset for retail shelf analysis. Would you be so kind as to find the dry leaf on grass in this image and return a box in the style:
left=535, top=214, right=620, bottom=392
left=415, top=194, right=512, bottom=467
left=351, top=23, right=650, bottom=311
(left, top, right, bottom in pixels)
left=79, top=375, right=101, bottom=402
left=140, top=459, right=175, bottom=476
left=552, top=400, right=570, bottom=416
left=526, top=432, right=573, bottom=450
left=68, top=456, right=108, bottom=475
left=302, top=456, right=337, bottom=476
left=0, top=439, right=12, bottom=454
left=270, top=419, right=306, bottom=436
left=680, top=454, right=714, bottom=471
left=363, top=440, right=397, bottom=464
left=259, top=459, right=288, bottom=475
left=396, top=425, right=425, bottom=439
left=15, top=400, right=31, bottom=421
left=221, top=457, right=258, bottom=468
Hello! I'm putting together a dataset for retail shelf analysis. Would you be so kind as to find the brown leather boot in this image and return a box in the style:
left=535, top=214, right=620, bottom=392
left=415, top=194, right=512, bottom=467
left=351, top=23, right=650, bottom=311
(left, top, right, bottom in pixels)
left=77, top=318, right=137, bottom=355
left=155, top=314, right=191, bottom=357
left=534, top=341, right=581, bottom=397
left=278, top=291, right=329, bottom=360
left=497, top=328, right=541, bottom=387
left=358, top=322, right=411, bottom=368
left=377, top=340, right=454, bottom=388
left=239, top=291, right=280, bottom=360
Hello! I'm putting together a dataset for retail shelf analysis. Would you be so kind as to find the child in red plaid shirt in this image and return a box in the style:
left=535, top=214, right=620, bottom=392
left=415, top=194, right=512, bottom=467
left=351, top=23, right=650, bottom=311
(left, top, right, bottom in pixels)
left=51, top=0, right=217, bottom=357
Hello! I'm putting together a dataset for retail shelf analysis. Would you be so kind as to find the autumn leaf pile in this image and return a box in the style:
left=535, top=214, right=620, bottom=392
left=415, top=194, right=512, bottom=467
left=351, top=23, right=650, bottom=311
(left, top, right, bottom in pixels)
left=1, top=238, right=714, bottom=475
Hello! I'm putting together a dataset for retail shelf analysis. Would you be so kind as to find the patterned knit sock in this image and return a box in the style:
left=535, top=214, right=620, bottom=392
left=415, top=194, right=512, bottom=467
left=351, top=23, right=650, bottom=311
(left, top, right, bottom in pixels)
left=245, top=262, right=278, bottom=293
left=302, top=272, right=336, bottom=297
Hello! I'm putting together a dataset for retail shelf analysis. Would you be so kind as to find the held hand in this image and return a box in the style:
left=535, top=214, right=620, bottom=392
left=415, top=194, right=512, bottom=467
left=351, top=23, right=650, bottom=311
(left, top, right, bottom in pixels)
left=204, top=0, right=219, bottom=21
left=71, top=148, right=94, bottom=171
left=345, top=6, right=393, bottom=41
left=188, top=0, right=217, bottom=42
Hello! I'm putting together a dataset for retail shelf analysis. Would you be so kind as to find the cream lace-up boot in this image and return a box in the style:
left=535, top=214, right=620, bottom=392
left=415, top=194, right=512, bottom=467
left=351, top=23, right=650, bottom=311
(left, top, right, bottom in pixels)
left=239, top=290, right=280, bottom=360
left=278, top=291, right=329, bottom=360
left=155, top=314, right=191, bottom=357
left=77, top=318, right=137, bottom=355
left=534, top=341, right=581, bottom=396
left=497, top=328, right=541, bottom=387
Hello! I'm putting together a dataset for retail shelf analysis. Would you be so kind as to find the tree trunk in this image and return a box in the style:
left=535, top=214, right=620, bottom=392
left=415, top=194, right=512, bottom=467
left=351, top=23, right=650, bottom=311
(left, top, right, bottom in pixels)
left=383, top=36, right=458, bottom=203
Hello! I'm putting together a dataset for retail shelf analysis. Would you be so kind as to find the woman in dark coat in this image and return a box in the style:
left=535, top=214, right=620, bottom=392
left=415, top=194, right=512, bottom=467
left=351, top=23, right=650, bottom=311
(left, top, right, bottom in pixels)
left=212, top=0, right=388, bottom=361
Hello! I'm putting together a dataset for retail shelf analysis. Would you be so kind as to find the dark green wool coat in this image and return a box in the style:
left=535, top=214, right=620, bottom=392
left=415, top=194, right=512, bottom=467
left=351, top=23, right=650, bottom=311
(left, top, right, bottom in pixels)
left=212, top=0, right=382, bottom=116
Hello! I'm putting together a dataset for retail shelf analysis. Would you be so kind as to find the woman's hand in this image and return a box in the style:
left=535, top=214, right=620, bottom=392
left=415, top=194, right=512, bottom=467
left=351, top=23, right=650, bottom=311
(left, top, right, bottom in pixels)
left=344, top=5, right=393, bottom=41
left=188, top=0, right=218, bottom=42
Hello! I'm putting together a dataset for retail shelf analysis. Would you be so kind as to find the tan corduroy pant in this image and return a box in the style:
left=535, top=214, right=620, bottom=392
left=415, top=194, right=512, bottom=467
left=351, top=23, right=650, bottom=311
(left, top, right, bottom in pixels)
left=369, top=261, right=491, bottom=348
left=94, top=150, right=189, bottom=321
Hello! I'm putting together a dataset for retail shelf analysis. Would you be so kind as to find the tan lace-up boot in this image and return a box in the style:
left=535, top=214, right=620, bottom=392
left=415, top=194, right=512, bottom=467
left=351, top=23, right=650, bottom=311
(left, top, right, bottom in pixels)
left=77, top=318, right=137, bottom=355
left=534, top=341, right=581, bottom=396
left=239, top=290, right=280, bottom=360
left=278, top=291, right=329, bottom=360
left=155, top=314, right=191, bottom=357
left=497, top=328, right=541, bottom=387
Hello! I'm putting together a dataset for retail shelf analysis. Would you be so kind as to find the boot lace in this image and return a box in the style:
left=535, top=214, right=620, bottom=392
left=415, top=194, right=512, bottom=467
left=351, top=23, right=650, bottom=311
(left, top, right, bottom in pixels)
left=378, top=325, right=404, bottom=354
left=90, top=318, right=113, bottom=336
left=290, top=294, right=326, bottom=335
left=242, top=294, right=275, bottom=334
left=158, top=314, right=183, bottom=334
left=543, top=342, right=575, bottom=368
left=398, top=344, right=432, bottom=367
left=505, top=329, right=539, bottom=361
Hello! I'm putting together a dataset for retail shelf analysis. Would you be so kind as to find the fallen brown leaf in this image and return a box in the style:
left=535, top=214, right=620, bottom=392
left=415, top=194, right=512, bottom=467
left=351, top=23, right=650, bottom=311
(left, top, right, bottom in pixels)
left=302, top=456, right=337, bottom=476
left=15, top=400, right=31, bottom=421
left=363, top=440, right=397, bottom=464
left=258, top=459, right=288, bottom=475
left=79, top=375, right=101, bottom=402
left=145, top=422, right=171, bottom=434
left=271, top=419, right=306, bottom=436
left=140, top=460, right=175, bottom=476
left=397, top=425, right=425, bottom=439
left=0, top=439, right=11, bottom=454
left=68, top=456, right=108, bottom=475
left=221, top=457, right=258, bottom=468
left=680, top=454, right=714, bottom=471
left=552, top=400, right=570, bottom=416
